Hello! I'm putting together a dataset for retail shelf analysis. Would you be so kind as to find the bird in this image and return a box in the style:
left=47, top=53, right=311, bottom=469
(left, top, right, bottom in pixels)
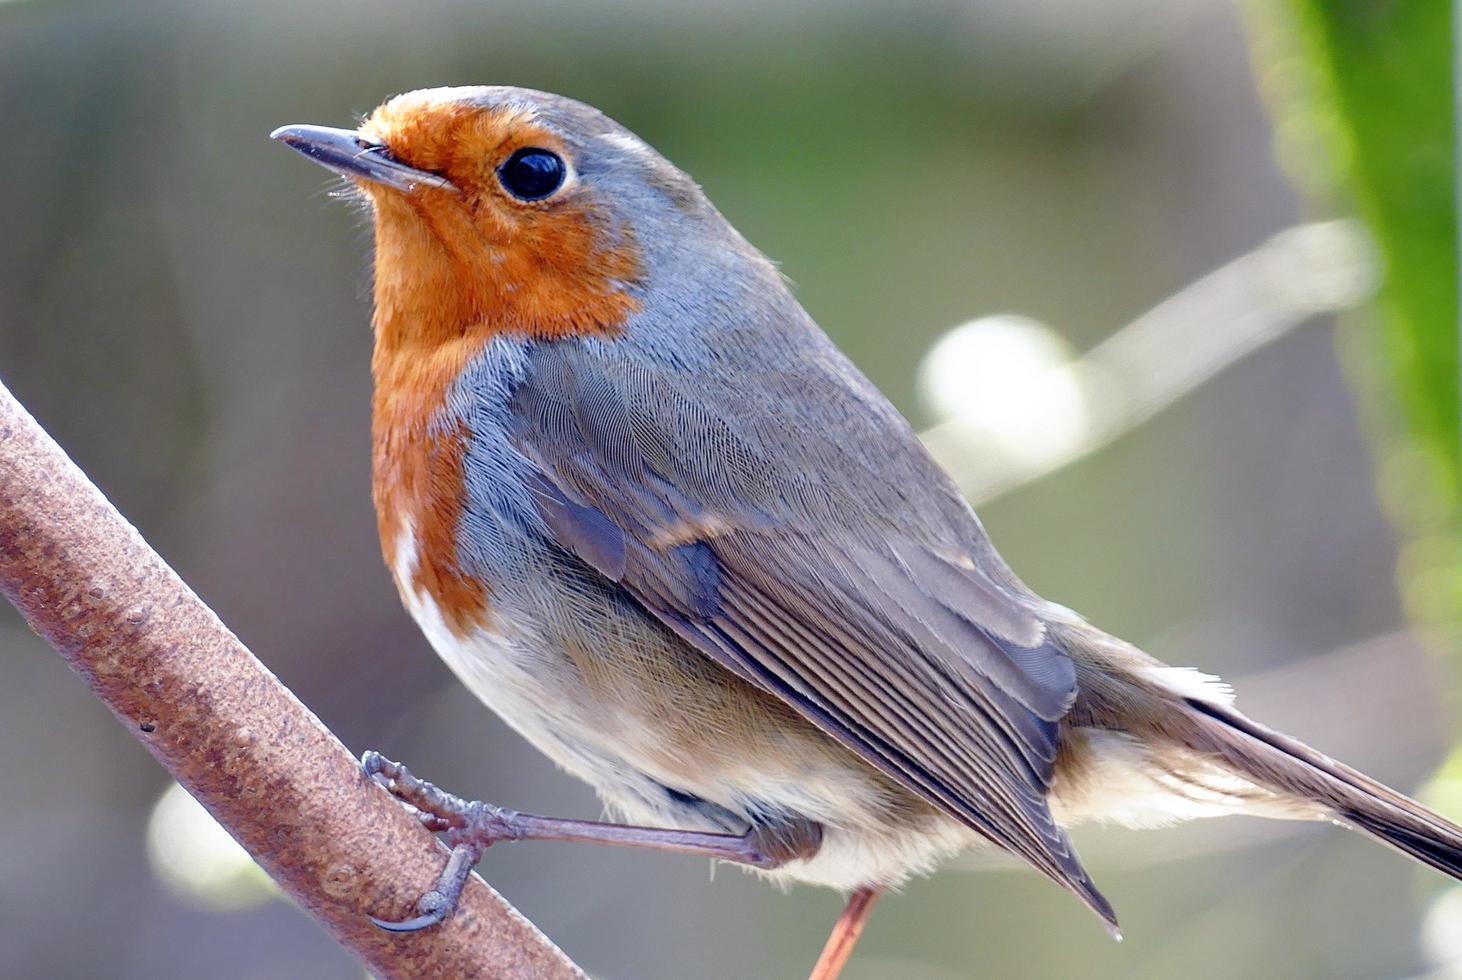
left=272, top=86, right=1462, bottom=979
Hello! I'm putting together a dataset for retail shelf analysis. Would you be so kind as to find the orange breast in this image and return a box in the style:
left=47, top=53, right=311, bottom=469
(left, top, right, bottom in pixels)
left=367, top=165, right=640, bottom=636
left=373, top=345, right=489, bottom=637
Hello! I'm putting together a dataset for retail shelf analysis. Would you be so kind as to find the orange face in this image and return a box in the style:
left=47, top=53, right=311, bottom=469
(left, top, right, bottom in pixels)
left=357, top=90, right=641, bottom=349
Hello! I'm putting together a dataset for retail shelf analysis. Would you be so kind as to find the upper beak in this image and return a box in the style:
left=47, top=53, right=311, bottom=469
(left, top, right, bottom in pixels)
left=270, top=124, right=457, bottom=194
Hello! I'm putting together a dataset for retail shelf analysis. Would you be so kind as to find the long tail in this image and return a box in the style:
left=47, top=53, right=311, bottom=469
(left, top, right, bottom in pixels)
left=1181, top=696, right=1462, bottom=879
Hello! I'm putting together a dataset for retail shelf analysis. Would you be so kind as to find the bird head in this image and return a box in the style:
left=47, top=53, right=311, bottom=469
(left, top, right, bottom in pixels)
left=272, top=86, right=752, bottom=347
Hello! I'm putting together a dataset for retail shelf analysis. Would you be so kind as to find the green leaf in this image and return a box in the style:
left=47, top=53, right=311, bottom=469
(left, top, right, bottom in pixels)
left=1249, top=0, right=1459, bottom=624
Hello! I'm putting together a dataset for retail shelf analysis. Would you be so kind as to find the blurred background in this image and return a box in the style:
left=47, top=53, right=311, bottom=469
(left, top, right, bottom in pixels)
left=0, top=0, right=1455, bottom=977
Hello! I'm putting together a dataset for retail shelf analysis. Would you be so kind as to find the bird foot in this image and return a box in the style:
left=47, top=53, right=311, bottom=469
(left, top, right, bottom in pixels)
left=362, top=750, right=509, bottom=932
left=361, top=749, right=823, bottom=932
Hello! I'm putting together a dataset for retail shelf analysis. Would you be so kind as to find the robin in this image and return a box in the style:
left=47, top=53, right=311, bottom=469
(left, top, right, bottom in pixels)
left=273, top=86, right=1462, bottom=979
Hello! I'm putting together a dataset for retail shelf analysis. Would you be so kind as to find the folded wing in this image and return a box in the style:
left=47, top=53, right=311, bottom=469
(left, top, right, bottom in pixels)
left=507, top=342, right=1114, bottom=927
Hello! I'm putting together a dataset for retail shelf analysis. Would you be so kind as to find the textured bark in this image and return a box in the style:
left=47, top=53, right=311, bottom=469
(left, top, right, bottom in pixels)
left=0, top=377, right=585, bottom=980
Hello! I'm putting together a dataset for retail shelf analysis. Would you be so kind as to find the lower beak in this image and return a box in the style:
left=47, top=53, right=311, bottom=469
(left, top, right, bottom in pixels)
left=270, top=124, right=457, bottom=194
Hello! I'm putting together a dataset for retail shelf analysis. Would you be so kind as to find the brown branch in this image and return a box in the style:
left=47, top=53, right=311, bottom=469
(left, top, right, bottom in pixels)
left=0, top=377, right=586, bottom=979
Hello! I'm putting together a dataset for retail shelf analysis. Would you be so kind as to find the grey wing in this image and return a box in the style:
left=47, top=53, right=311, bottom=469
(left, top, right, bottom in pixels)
left=509, top=342, right=1114, bottom=927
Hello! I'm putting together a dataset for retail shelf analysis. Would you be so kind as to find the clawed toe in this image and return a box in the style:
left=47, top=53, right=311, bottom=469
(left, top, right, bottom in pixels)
left=360, top=752, right=496, bottom=933
left=360, top=748, right=394, bottom=781
left=370, top=842, right=485, bottom=934
left=360, top=749, right=471, bottom=830
left=361, top=750, right=416, bottom=799
left=370, top=888, right=453, bottom=933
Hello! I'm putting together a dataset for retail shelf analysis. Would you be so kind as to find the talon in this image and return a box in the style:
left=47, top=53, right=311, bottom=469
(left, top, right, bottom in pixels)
left=362, top=751, right=409, bottom=795
left=371, top=910, right=446, bottom=933
left=372, top=889, right=451, bottom=932
left=360, top=749, right=393, bottom=778
left=371, top=892, right=450, bottom=933
left=370, top=844, right=483, bottom=934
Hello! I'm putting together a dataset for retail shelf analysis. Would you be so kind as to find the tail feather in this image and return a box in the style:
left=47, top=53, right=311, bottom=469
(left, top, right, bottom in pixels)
left=1183, top=697, right=1462, bottom=881
left=1342, top=807, right=1462, bottom=879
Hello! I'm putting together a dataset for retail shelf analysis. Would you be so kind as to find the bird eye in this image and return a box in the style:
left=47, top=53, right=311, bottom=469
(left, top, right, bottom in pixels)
left=497, top=147, right=566, bottom=201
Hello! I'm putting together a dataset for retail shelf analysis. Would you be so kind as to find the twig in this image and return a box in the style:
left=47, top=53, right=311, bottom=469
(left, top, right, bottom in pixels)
left=0, top=377, right=585, bottom=979
left=922, top=219, right=1379, bottom=504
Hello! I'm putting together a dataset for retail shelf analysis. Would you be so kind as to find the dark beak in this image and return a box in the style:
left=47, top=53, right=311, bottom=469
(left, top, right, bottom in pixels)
left=270, top=124, right=457, bottom=194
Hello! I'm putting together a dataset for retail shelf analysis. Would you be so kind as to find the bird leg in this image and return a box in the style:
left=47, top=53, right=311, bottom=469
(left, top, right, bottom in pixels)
left=362, top=750, right=822, bottom=932
left=808, top=886, right=882, bottom=980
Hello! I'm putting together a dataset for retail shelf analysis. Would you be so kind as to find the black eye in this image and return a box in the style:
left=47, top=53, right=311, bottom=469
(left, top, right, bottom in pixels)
left=497, top=147, right=566, bottom=201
